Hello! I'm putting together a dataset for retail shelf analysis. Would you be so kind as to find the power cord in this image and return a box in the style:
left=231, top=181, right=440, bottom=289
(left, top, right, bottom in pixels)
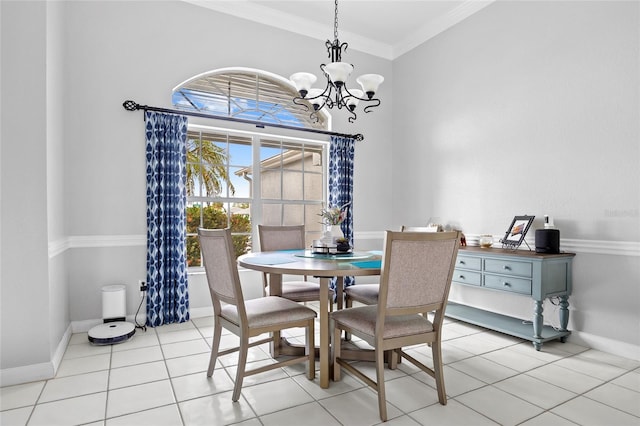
left=135, top=284, right=147, bottom=332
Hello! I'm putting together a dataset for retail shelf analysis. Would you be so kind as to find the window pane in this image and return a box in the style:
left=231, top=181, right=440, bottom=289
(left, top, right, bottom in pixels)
left=262, top=204, right=282, bottom=226
left=261, top=168, right=282, bottom=199
left=283, top=204, right=304, bottom=225
left=304, top=171, right=323, bottom=201
left=283, top=171, right=303, bottom=200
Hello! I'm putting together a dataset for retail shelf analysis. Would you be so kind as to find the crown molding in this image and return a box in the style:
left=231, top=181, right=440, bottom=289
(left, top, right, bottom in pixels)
left=393, top=0, right=494, bottom=59
left=182, top=0, right=494, bottom=61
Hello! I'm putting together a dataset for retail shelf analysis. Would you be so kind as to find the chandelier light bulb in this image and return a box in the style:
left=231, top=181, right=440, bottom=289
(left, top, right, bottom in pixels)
left=290, top=72, right=317, bottom=98
left=356, top=74, right=384, bottom=99
left=307, top=88, right=325, bottom=110
left=323, top=62, right=353, bottom=87
left=343, top=89, right=363, bottom=111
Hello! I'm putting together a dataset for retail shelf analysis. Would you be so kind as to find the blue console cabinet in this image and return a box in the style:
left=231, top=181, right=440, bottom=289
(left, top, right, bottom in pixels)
left=446, top=246, right=576, bottom=350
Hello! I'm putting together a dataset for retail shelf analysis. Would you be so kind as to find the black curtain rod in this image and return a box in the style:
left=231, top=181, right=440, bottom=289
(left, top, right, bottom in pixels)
left=122, top=100, right=364, bottom=141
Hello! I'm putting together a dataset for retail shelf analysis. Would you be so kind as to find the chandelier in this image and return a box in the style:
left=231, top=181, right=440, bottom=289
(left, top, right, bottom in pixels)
left=289, top=0, right=384, bottom=123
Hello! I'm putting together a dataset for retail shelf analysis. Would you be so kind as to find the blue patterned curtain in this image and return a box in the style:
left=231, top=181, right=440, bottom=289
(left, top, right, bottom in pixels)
left=329, top=135, right=355, bottom=291
left=145, top=111, right=190, bottom=326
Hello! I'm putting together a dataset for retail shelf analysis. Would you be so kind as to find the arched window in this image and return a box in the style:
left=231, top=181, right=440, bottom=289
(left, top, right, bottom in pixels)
left=173, top=68, right=330, bottom=266
left=172, top=67, right=330, bottom=130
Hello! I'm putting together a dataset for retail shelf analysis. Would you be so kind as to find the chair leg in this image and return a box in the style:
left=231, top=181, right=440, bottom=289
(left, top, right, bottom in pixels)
left=431, top=340, right=447, bottom=405
left=307, top=319, right=315, bottom=380
left=344, top=296, right=352, bottom=341
left=232, top=334, right=249, bottom=402
left=331, top=323, right=342, bottom=381
left=376, top=347, right=388, bottom=422
left=207, top=321, right=222, bottom=377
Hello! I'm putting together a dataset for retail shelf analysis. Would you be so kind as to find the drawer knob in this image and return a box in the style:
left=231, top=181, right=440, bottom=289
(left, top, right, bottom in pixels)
left=503, top=282, right=511, bottom=287
left=459, top=260, right=465, bottom=265
left=458, top=275, right=465, bottom=279
left=503, top=265, right=511, bottom=270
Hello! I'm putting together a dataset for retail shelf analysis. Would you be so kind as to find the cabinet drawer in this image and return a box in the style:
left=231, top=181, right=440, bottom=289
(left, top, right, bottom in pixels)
left=455, top=256, right=481, bottom=271
left=484, top=259, right=532, bottom=277
left=484, top=274, right=532, bottom=295
left=452, top=269, right=482, bottom=286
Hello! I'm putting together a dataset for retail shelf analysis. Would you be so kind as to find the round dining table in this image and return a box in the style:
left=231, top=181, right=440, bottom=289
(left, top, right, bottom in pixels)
left=238, top=249, right=382, bottom=388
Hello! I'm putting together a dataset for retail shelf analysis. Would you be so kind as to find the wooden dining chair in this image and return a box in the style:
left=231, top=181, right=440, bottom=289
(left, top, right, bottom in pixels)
left=343, top=226, right=430, bottom=316
left=331, top=230, right=460, bottom=422
left=258, top=224, right=335, bottom=309
left=198, top=228, right=316, bottom=402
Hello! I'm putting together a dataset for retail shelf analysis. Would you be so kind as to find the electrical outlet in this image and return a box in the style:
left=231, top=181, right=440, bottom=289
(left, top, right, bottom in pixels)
left=138, top=280, right=148, bottom=297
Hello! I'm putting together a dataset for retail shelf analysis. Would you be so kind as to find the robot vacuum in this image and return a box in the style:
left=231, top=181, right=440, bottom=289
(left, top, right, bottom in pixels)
left=88, top=321, right=135, bottom=345
left=88, top=284, right=136, bottom=345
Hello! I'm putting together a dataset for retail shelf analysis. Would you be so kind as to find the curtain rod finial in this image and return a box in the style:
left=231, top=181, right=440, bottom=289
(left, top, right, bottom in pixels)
left=123, top=100, right=140, bottom=111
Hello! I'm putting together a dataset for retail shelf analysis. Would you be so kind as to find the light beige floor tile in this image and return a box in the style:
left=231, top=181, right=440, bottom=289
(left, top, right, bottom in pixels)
left=165, top=352, right=211, bottom=377
left=611, top=370, right=640, bottom=392
left=292, top=369, right=365, bottom=400
left=384, top=376, right=440, bottom=413
left=63, top=341, right=111, bottom=359
left=583, top=382, right=640, bottom=417
left=161, top=338, right=210, bottom=359
left=154, top=321, right=197, bottom=333
left=518, top=411, right=577, bottom=425
left=240, top=377, right=314, bottom=416
left=525, top=363, right=603, bottom=394
left=551, top=395, right=640, bottom=426
left=157, top=328, right=203, bottom=345
left=319, top=387, right=403, bottom=425
left=493, top=373, right=576, bottom=409
left=179, top=391, right=256, bottom=426
left=576, top=348, right=640, bottom=370
left=449, top=355, right=519, bottom=384
left=106, top=379, right=175, bottom=418
left=411, top=399, right=498, bottom=426
left=480, top=345, right=547, bottom=372
left=224, top=359, right=288, bottom=388
left=109, top=360, right=169, bottom=389
left=411, top=365, right=485, bottom=397
left=260, top=401, right=341, bottom=426
left=111, top=330, right=159, bottom=352
left=28, top=392, right=107, bottom=426
left=171, top=370, right=235, bottom=401
left=455, top=385, right=544, bottom=426
left=106, top=403, right=183, bottom=426
left=446, top=334, right=508, bottom=355
left=39, top=370, right=109, bottom=402
left=69, top=332, right=90, bottom=345
left=110, top=345, right=164, bottom=368
left=554, top=355, right=627, bottom=381
left=382, top=414, right=423, bottom=425
left=0, top=381, right=45, bottom=410
left=0, top=406, right=33, bottom=426
left=56, top=353, right=111, bottom=377
left=190, top=315, right=214, bottom=328
left=510, top=341, right=574, bottom=363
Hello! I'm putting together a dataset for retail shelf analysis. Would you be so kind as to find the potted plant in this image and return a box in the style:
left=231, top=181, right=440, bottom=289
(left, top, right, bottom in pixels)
left=335, top=237, right=351, bottom=252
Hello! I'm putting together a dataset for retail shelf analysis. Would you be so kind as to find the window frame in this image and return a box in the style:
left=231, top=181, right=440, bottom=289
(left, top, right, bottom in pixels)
left=186, top=123, right=329, bottom=271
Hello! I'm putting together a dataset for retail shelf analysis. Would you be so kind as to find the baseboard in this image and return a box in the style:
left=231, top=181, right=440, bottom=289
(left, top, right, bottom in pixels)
left=0, top=324, right=73, bottom=387
left=568, top=331, right=640, bottom=362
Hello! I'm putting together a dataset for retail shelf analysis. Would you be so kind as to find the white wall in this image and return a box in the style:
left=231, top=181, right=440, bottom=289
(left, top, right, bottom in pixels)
left=392, top=0, right=639, bottom=356
left=1, top=1, right=54, bottom=380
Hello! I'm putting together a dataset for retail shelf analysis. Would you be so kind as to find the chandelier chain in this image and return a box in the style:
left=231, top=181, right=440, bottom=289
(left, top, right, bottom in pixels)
left=333, top=0, right=339, bottom=41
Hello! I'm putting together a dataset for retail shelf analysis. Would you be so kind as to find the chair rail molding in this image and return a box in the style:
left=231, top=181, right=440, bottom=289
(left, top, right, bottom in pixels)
left=48, top=233, right=639, bottom=258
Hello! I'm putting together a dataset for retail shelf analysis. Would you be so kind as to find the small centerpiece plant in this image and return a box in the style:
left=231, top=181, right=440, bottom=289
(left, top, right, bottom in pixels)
left=318, top=202, right=351, bottom=226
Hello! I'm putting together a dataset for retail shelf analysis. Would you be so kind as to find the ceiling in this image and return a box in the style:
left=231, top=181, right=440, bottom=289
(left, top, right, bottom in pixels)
left=184, top=0, right=494, bottom=60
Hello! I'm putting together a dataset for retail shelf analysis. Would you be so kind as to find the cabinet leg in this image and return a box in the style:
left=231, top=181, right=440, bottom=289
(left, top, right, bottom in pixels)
left=559, top=296, right=569, bottom=332
left=533, top=300, right=543, bottom=339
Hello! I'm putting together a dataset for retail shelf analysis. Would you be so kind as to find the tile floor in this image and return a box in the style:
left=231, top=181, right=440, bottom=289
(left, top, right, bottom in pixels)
left=2, top=303, right=639, bottom=426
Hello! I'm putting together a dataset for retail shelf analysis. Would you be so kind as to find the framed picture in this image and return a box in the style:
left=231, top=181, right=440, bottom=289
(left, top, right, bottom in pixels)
left=500, top=215, right=535, bottom=249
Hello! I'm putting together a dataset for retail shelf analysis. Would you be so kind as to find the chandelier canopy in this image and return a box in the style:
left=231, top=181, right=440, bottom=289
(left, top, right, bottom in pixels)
left=290, top=0, right=384, bottom=123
